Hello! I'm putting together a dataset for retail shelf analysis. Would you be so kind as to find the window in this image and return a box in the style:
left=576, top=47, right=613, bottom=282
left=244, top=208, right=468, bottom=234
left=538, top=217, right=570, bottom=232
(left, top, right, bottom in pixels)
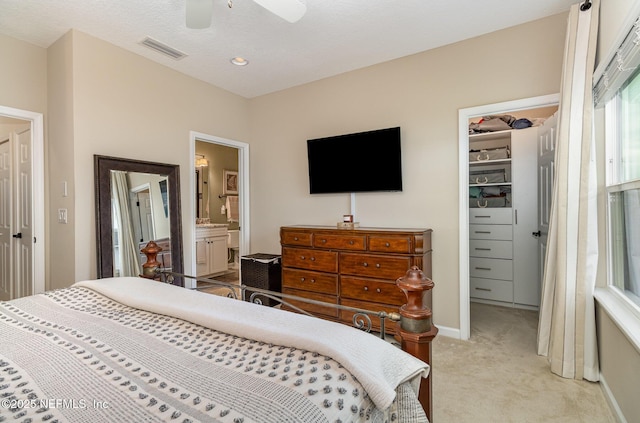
left=605, top=67, right=640, bottom=308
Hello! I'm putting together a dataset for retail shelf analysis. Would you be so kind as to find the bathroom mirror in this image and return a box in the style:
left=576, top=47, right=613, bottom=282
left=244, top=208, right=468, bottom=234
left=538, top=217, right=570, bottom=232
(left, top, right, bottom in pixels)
left=94, top=155, right=184, bottom=285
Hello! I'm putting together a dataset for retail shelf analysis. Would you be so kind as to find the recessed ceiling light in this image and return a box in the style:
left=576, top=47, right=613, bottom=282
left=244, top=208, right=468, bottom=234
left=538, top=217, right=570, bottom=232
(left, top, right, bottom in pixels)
left=231, top=57, right=249, bottom=66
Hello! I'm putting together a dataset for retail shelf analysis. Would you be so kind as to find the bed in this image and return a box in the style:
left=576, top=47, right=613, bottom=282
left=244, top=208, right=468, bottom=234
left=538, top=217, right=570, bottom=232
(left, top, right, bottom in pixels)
left=0, top=276, right=432, bottom=422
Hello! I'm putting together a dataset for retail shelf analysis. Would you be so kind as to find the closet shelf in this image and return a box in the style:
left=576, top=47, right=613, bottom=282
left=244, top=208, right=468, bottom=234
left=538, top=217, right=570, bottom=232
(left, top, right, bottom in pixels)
left=469, top=182, right=512, bottom=187
left=469, top=158, right=511, bottom=166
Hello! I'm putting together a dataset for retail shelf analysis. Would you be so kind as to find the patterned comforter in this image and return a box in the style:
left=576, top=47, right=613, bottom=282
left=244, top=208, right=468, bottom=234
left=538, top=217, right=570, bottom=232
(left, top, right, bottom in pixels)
left=0, top=277, right=429, bottom=422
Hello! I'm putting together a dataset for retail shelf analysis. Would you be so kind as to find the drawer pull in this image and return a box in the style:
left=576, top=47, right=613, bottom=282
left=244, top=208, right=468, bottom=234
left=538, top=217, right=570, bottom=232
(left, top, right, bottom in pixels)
left=475, top=267, right=492, bottom=271
left=363, top=286, right=369, bottom=291
left=475, top=215, right=491, bottom=218
left=349, top=240, right=354, bottom=245
left=474, top=231, right=491, bottom=234
left=385, top=242, right=390, bottom=247
left=294, top=236, right=299, bottom=241
left=376, top=288, right=381, bottom=293
left=375, top=263, right=381, bottom=268
left=475, top=287, right=492, bottom=292
left=363, top=262, right=368, bottom=267
left=300, top=256, right=305, bottom=260
left=321, top=239, right=327, bottom=243
left=475, top=248, right=491, bottom=251
left=310, top=257, right=316, bottom=261
left=300, top=277, right=305, bottom=282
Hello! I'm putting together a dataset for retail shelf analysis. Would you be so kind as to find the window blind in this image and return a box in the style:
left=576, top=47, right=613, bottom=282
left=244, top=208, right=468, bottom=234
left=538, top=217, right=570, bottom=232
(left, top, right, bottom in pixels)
left=593, top=16, right=640, bottom=107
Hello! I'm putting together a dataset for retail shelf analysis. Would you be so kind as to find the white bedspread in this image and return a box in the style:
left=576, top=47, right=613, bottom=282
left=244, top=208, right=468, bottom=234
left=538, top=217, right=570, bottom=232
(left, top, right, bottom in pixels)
left=74, top=277, right=429, bottom=410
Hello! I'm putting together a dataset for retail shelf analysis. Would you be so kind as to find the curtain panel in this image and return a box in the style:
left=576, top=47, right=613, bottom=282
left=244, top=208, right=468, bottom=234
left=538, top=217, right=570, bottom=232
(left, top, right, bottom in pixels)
left=536, top=0, right=600, bottom=381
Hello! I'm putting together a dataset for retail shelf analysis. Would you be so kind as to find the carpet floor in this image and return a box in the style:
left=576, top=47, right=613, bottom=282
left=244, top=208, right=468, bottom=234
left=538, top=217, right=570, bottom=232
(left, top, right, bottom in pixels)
left=432, top=302, right=616, bottom=422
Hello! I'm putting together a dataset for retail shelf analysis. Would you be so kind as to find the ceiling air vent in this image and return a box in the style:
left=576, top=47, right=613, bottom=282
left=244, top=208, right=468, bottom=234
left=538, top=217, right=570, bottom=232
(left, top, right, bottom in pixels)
left=139, top=37, right=188, bottom=60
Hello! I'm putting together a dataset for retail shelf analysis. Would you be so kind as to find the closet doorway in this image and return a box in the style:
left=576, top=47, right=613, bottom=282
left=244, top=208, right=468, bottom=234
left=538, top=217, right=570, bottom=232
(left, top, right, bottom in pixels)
left=188, top=131, right=250, bottom=290
left=458, top=94, right=559, bottom=341
left=0, top=106, right=44, bottom=300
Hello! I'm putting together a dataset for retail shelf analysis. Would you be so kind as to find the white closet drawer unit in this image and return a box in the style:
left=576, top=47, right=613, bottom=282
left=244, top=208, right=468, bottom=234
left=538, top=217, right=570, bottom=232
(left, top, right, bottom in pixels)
left=470, top=257, right=513, bottom=280
left=469, top=224, right=513, bottom=241
left=469, top=239, right=513, bottom=259
left=469, top=208, right=512, bottom=224
left=470, top=278, right=513, bottom=302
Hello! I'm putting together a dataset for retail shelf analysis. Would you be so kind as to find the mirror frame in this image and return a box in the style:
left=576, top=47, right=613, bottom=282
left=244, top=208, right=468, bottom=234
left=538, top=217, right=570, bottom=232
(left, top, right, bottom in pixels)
left=94, top=155, right=184, bottom=285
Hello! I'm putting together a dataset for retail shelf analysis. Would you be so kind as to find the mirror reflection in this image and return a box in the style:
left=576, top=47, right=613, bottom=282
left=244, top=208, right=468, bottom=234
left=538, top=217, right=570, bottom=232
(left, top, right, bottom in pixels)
left=95, top=155, right=183, bottom=284
left=111, top=170, right=171, bottom=276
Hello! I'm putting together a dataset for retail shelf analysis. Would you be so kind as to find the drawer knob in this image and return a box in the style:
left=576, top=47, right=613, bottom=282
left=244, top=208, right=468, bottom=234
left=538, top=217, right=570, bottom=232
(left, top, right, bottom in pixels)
left=363, top=286, right=369, bottom=291
left=349, top=240, right=354, bottom=245
left=321, top=239, right=327, bottom=243
left=310, top=257, right=316, bottom=261
left=363, top=262, right=368, bottom=267
left=300, top=256, right=305, bottom=260
left=376, top=288, right=381, bottom=293
left=294, top=236, right=299, bottom=241
left=300, top=277, right=305, bottom=282
left=385, top=242, right=390, bottom=247
left=375, top=263, right=381, bottom=268
left=310, top=279, right=315, bottom=283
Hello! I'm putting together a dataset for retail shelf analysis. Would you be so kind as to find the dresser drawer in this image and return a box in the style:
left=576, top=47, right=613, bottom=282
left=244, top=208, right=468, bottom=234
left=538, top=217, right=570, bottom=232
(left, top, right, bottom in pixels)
left=282, top=247, right=338, bottom=272
left=340, top=253, right=411, bottom=279
left=282, top=269, right=338, bottom=295
left=313, top=234, right=366, bottom=251
left=282, top=288, right=339, bottom=318
left=470, top=257, right=513, bottom=281
left=368, top=235, right=412, bottom=254
left=340, top=298, right=399, bottom=334
left=469, top=208, right=512, bottom=224
left=470, top=277, right=513, bottom=302
left=469, top=224, right=512, bottom=240
left=340, top=276, right=406, bottom=305
left=469, top=239, right=513, bottom=259
left=281, top=231, right=313, bottom=247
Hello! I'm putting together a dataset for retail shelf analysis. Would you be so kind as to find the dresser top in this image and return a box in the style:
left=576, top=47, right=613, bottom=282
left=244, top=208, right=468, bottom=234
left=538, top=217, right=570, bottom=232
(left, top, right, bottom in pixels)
left=281, top=225, right=432, bottom=234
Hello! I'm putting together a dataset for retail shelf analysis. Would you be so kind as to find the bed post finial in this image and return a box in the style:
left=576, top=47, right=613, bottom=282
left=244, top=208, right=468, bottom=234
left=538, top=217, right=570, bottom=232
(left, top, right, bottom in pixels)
left=140, top=240, right=162, bottom=278
left=396, top=266, right=438, bottom=422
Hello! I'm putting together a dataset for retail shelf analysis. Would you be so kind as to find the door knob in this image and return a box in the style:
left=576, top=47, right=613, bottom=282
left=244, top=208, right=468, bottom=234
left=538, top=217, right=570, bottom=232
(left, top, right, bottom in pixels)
left=13, top=233, right=22, bottom=239
left=532, top=230, right=541, bottom=238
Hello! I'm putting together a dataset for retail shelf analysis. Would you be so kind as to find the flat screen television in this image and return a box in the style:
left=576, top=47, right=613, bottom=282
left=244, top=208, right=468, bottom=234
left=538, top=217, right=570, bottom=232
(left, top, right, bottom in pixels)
left=307, top=126, right=402, bottom=194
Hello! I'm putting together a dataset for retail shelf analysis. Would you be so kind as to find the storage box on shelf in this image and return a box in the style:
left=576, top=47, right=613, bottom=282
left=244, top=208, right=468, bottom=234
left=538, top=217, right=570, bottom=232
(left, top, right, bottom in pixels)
left=280, top=225, right=432, bottom=333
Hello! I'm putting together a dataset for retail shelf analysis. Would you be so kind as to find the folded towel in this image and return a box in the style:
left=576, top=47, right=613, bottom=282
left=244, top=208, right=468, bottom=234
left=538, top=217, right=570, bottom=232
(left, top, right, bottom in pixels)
left=226, top=195, right=239, bottom=222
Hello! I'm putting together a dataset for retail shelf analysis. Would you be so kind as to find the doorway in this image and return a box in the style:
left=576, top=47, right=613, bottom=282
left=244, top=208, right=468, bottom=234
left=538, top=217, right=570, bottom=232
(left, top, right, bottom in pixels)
left=458, top=94, right=559, bottom=340
left=188, top=131, right=250, bottom=290
left=0, top=106, right=45, bottom=300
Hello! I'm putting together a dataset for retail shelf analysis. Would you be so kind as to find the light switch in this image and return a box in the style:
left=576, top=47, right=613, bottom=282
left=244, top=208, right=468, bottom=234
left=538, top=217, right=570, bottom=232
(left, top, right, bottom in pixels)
left=58, top=208, right=68, bottom=224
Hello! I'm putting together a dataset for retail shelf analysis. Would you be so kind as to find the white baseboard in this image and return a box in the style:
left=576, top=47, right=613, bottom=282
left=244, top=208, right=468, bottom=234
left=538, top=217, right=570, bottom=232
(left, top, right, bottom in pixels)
left=599, top=373, right=627, bottom=423
left=433, top=324, right=460, bottom=340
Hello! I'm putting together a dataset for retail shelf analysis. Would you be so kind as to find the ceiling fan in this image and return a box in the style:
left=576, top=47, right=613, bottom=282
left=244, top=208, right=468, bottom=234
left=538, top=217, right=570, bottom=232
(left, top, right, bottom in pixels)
left=185, top=0, right=307, bottom=29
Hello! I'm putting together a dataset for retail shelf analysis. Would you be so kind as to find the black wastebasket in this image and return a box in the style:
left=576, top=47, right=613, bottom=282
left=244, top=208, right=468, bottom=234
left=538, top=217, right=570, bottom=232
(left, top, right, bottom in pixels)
left=240, top=254, right=282, bottom=306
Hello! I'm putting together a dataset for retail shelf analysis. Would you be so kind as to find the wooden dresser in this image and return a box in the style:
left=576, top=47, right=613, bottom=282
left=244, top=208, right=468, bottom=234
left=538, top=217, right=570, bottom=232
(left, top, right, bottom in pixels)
left=280, top=225, right=432, bottom=333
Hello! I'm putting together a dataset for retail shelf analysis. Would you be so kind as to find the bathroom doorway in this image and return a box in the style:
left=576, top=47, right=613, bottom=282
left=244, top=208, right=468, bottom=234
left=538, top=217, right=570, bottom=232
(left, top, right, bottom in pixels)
left=189, top=131, right=250, bottom=290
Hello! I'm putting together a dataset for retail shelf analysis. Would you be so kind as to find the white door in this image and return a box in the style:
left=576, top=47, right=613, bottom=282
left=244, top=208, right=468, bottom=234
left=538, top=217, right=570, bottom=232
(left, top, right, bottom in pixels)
left=511, top=127, right=541, bottom=306
left=0, top=138, right=12, bottom=301
left=537, top=112, right=558, bottom=283
left=15, top=128, right=33, bottom=298
left=0, top=128, right=33, bottom=300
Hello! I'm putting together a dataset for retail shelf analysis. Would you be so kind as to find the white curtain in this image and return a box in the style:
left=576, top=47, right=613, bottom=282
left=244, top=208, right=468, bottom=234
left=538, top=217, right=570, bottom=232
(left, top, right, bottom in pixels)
left=536, top=0, right=600, bottom=381
left=111, top=171, right=141, bottom=277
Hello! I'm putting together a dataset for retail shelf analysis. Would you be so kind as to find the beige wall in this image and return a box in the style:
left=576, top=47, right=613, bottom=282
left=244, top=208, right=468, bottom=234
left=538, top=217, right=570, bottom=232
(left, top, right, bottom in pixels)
left=594, top=0, right=640, bottom=421
left=45, top=30, right=250, bottom=286
left=0, top=34, right=47, bottom=113
left=247, top=13, right=568, bottom=330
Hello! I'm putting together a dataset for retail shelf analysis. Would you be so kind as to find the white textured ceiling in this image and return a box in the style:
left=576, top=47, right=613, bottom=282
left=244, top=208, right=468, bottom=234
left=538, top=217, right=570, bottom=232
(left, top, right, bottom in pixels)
left=0, top=0, right=577, bottom=98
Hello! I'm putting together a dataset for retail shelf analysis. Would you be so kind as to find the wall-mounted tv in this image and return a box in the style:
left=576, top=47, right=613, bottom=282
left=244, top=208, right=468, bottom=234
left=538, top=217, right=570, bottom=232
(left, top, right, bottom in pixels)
left=307, top=126, right=402, bottom=194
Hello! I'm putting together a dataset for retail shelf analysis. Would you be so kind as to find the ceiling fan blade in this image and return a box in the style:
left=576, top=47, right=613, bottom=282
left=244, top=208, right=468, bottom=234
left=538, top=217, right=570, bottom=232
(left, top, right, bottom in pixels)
left=252, top=0, right=307, bottom=23
left=186, top=0, right=214, bottom=29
